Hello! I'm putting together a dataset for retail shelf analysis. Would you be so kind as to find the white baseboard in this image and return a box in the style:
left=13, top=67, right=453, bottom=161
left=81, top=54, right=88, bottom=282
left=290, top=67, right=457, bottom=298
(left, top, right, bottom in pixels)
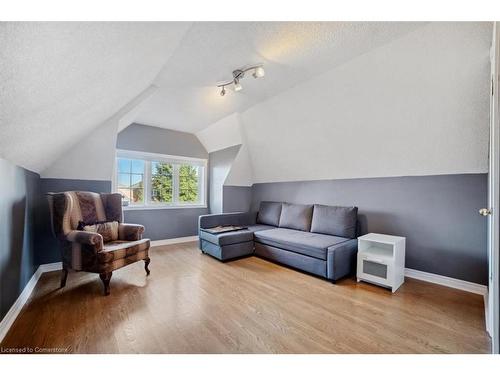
left=39, top=261, right=62, bottom=273
left=0, top=261, right=61, bottom=343
left=405, top=268, right=487, bottom=296
left=150, top=235, right=199, bottom=247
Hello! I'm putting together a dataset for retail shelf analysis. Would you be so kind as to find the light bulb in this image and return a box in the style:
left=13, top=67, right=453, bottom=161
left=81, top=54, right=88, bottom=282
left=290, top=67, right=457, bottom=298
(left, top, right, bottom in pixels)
left=234, top=82, right=242, bottom=92
left=253, top=66, right=265, bottom=78
left=220, top=87, right=226, bottom=96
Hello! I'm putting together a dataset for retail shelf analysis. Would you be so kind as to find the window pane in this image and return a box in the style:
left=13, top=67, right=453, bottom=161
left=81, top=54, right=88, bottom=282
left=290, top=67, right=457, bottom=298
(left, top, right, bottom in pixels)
left=118, top=188, right=129, bottom=203
left=179, top=164, right=199, bottom=203
left=131, top=188, right=144, bottom=204
left=118, top=173, right=131, bottom=188
left=130, top=173, right=144, bottom=188
left=118, top=158, right=131, bottom=173
left=131, top=159, right=145, bottom=174
left=151, top=162, right=173, bottom=203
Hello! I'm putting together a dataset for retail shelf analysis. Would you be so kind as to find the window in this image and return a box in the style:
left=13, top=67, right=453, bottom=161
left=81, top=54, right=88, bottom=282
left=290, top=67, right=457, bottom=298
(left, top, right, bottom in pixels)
left=115, top=150, right=207, bottom=209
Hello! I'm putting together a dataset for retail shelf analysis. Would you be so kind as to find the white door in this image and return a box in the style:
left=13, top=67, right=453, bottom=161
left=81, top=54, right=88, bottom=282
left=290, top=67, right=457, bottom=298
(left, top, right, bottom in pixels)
left=486, top=21, right=500, bottom=354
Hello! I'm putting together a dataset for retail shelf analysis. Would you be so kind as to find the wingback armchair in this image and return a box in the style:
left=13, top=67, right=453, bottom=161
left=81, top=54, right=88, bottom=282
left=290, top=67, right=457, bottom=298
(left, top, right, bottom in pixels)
left=47, top=191, right=151, bottom=295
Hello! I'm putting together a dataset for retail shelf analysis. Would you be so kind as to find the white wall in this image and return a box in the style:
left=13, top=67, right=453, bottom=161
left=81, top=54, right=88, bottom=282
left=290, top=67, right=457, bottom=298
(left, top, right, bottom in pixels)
left=196, top=113, right=243, bottom=153
left=41, top=117, right=118, bottom=180
left=224, top=143, right=253, bottom=186
left=209, top=145, right=241, bottom=213
left=41, top=86, right=157, bottom=180
left=196, top=113, right=254, bottom=186
left=239, top=22, right=491, bottom=183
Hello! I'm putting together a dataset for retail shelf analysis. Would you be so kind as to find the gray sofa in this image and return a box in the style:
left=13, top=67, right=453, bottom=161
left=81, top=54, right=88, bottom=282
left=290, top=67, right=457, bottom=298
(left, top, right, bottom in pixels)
left=198, top=201, right=358, bottom=282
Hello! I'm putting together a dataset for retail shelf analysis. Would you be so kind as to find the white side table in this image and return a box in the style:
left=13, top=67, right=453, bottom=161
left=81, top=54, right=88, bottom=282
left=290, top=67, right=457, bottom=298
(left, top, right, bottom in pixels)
left=357, top=233, right=406, bottom=293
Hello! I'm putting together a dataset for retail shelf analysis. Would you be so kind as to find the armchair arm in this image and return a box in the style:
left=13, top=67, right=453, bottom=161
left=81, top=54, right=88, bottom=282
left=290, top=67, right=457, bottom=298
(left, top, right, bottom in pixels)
left=66, top=230, right=103, bottom=252
left=118, top=223, right=145, bottom=241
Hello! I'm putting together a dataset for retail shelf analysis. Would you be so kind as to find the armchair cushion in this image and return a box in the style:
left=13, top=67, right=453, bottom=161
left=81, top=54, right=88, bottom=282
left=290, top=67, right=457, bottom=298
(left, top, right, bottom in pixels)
left=80, top=221, right=119, bottom=242
left=98, top=239, right=150, bottom=263
left=118, top=223, right=145, bottom=241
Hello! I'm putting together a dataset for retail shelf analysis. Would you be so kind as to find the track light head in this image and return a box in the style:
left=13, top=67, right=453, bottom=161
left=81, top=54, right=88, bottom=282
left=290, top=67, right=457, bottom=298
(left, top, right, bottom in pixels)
left=218, top=64, right=264, bottom=96
left=253, top=66, right=265, bottom=78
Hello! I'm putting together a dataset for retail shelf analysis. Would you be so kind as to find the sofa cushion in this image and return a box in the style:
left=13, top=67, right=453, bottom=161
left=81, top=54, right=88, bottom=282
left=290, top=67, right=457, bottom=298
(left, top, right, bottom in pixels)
left=311, top=205, right=358, bottom=238
left=254, top=228, right=348, bottom=260
left=246, top=224, right=276, bottom=233
left=257, top=201, right=282, bottom=226
left=279, top=203, right=313, bottom=232
left=199, top=229, right=254, bottom=246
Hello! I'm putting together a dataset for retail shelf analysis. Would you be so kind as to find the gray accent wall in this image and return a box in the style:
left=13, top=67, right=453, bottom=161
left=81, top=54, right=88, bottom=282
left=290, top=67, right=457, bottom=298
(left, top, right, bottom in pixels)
left=117, top=123, right=208, bottom=159
left=0, top=158, right=40, bottom=321
left=117, top=123, right=209, bottom=239
left=223, top=186, right=252, bottom=213
left=251, top=174, right=488, bottom=285
left=123, top=208, right=207, bottom=240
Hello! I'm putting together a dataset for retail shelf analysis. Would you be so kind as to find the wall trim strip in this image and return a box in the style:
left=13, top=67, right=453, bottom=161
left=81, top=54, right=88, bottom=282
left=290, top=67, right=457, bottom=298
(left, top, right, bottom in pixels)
left=404, top=268, right=487, bottom=295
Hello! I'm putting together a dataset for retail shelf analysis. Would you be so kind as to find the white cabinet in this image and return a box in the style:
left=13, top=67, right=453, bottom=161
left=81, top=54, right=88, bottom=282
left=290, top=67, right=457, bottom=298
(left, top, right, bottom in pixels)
left=357, top=233, right=406, bottom=293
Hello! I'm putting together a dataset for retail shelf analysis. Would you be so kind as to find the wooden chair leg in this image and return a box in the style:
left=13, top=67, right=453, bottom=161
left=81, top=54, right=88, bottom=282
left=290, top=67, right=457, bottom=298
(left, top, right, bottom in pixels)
left=99, top=272, right=112, bottom=296
left=60, top=267, right=68, bottom=288
left=144, top=257, right=151, bottom=276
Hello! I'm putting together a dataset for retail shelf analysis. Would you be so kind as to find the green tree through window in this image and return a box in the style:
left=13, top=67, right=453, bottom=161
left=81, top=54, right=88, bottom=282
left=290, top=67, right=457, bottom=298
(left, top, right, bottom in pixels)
left=151, top=162, right=173, bottom=203
left=179, top=165, right=199, bottom=202
left=117, top=154, right=204, bottom=206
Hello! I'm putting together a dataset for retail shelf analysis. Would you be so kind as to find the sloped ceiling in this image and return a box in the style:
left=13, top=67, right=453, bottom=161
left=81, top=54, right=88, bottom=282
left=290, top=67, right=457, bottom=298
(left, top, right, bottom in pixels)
left=0, top=22, right=191, bottom=173
left=2, top=21, right=489, bottom=182
left=135, top=22, right=426, bottom=133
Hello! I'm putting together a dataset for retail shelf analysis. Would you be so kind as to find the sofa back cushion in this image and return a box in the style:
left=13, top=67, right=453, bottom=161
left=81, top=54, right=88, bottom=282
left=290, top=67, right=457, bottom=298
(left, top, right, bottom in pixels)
left=257, top=201, right=282, bottom=226
left=310, top=204, right=358, bottom=238
left=279, top=203, right=313, bottom=232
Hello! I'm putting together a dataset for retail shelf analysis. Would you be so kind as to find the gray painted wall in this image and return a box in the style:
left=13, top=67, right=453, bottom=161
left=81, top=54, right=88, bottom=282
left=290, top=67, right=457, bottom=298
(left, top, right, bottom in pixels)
left=0, top=158, right=40, bottom=321
left=36, top=178, right=111, bottom=265
left=251, top=174, right=488, bottom=285
left=117, top=123, right=209, bottom=239
left=223, top=186, right=252, bottom=213
left=208, top=145, right=240, bottom=214
left=117, top=123, right=208, bottom=159
left=123, top=208, right=207, bottom=241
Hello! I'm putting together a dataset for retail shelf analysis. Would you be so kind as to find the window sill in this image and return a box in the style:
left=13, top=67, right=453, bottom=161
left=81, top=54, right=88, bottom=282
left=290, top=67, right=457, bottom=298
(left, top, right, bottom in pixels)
left=123, top=204, right=208, bottom=211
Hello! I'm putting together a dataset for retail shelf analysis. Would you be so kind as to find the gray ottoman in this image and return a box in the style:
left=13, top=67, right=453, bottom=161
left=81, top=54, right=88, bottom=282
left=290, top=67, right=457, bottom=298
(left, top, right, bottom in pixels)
left=199, top=229, right=254, bottom=261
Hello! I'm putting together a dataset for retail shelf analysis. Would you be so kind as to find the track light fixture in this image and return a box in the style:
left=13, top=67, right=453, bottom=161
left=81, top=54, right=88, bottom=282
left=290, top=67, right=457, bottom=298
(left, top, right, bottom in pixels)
left=217, top=64, right=265, bottom=96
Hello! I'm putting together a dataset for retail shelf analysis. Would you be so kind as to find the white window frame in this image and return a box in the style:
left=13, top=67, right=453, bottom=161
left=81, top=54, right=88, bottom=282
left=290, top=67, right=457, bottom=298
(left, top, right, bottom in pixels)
left=114, top=149, right=207, bottom=210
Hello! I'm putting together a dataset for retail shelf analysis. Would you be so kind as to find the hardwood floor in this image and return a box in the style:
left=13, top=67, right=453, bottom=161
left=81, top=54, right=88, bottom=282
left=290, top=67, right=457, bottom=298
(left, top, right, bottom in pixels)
left=0, top=242, right=491, bottom=353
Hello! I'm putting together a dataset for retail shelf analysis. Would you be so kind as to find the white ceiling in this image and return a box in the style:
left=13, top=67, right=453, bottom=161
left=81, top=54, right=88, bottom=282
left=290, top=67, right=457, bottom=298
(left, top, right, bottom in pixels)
left=0, top=22, right=191, bottom=172
left=135, top=22, right=427, bottom=133
left=0, top=21, right=428, bottom=173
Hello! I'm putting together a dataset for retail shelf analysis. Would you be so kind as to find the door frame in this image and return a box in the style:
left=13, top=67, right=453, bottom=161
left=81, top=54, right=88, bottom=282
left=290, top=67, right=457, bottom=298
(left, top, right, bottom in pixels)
left=488, top=21, right=500, bottom=354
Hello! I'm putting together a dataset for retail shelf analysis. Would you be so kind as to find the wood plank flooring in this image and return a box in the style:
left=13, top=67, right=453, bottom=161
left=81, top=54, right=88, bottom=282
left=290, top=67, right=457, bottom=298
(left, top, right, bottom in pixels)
left=0, top=242, right=491, bottom=353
